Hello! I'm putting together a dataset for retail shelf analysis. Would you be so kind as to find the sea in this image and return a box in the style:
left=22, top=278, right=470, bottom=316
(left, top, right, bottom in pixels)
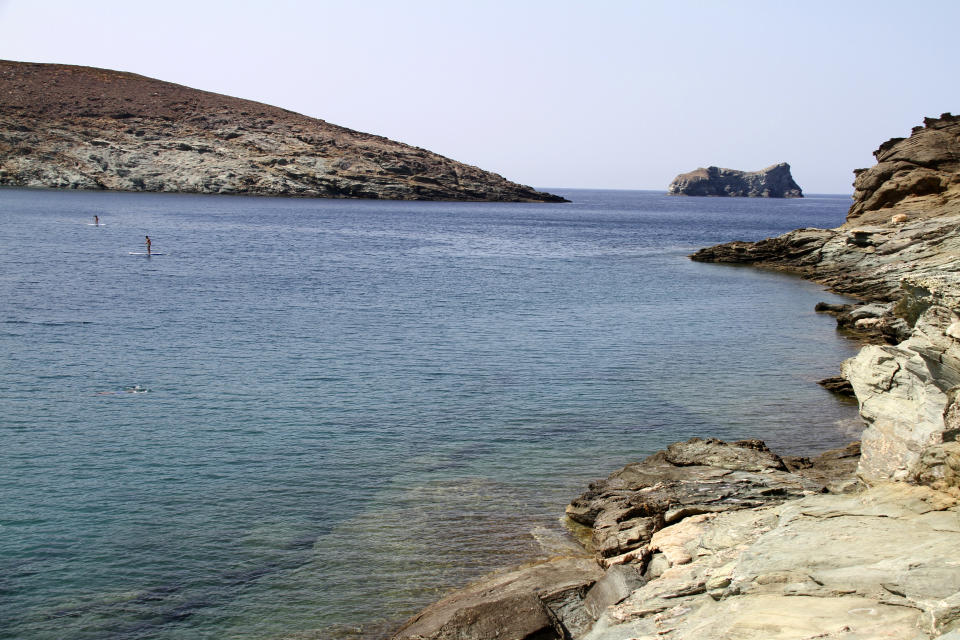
left=0, top=187, right=863, bottom=640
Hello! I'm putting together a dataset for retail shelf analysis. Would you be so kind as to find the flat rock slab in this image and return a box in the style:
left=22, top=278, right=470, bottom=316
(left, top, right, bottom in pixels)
left=391, top=556, right=603, bottom=640
left=587, top=483, right=960, bottom=640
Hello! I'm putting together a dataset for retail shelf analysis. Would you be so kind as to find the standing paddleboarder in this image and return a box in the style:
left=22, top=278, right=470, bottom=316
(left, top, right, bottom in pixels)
left=145, top=235, right=152, bottom=255
left=94, top=215, right=99, bottom=227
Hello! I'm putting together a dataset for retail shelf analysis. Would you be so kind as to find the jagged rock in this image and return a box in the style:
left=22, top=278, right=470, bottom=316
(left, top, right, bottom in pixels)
left=817, top=375, right=856, bottom=397
left=849, top=113, right=960, bottom=224
left=663, top=437, right=788, bottom=472
left=565, top=439, right=831, bottom=562
left=782, top=441, right=863, bottom=494
left=917, top=440, right=960, bottom=497
left=667, top=163, right=802, bottom=197
left=0, top=60, right=567, bottom=203
left=843, top=279, right=960, bottom=485
left=815, top=301, right=853, bottom=315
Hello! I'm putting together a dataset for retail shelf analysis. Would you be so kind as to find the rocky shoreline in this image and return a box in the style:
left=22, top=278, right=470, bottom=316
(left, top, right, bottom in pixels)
left=385, top=114, right=960, bottom=639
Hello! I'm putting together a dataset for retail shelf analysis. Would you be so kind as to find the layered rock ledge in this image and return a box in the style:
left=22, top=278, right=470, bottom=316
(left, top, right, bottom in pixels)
left=0, top=60, right=567, bottom=202
left=667, top=162, right=802, bottom=198
left=386, top=115, right=960, bottom=640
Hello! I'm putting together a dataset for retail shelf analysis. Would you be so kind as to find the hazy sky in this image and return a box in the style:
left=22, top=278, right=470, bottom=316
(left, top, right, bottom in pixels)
left=1, top=0, right=957, bottom=194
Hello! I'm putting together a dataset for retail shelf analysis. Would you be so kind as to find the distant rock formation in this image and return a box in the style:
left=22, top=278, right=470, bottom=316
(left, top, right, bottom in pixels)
left=667, top=162, right=803, bottom=198
left=0, top=60, right=567, bottom=202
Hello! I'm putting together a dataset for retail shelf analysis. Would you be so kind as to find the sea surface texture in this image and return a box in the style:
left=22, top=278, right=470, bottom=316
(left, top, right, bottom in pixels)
left=0, top=188, right=861, bottom=639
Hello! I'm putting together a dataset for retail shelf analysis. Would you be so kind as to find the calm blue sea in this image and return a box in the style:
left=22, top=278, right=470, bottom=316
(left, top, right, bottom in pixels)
left=0, top=188, right=862, bottom=639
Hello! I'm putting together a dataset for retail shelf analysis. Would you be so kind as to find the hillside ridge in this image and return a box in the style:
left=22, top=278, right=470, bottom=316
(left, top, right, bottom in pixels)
left=0, top=60, right=567, bottom=202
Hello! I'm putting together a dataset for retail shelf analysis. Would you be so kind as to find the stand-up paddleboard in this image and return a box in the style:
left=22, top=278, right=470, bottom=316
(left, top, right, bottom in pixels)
left=97, top=385, right=148, bottom=395
left=128, top=252, right=165, bottom=256
left=86, top=223, right=106, bottom=226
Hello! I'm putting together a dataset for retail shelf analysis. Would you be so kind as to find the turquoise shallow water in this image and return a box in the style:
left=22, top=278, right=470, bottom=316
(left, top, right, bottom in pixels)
left=0, top=188, right=861, bottom=639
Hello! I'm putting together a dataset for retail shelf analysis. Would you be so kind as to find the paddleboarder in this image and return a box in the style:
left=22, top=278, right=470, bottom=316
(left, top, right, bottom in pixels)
left=94, top=215, right=99, bottom=227
left=145, top=235, right=152, bottom=255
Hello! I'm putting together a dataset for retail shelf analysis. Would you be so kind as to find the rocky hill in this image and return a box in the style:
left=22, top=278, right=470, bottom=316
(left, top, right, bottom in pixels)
left=0, top=60, right=566, bottom=202
left=387, top=115, right=960, bottom=640
left=667, top=162, right=803, bottom=197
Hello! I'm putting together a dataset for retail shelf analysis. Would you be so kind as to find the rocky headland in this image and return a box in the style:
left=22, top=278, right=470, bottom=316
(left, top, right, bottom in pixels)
left=0, top=60, right=566, bottom=202
left=387, top=114, right=960, bottom=640
left=667, top=162, right=803, bottom=198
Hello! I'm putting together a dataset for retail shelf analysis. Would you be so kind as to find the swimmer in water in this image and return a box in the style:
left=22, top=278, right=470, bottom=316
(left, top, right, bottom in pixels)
left=145, top=235, right=152, bottom=255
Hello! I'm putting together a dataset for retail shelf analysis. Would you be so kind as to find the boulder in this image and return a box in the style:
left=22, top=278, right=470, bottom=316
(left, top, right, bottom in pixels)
left=390, top=556, right=603, bottom=640
left=582, top=564, right=646, bottom=621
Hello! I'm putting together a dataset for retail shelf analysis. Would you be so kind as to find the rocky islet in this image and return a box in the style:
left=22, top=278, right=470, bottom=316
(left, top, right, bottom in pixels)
left=667, top=162, right=803, bottom=198
left=389, top=114, right=960, bottom=639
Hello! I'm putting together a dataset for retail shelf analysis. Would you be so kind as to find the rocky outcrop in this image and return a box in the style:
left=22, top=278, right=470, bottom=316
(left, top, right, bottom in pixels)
left=564, top=439, right=828, bottom=565
left=584, top=483, right=960, bottom=640
left=0, top=60, right=567, bottom=202
left=849, top=113, right=960, bottom=224
left=667, top=163, right=802, bottom=198
left=842, top=274, right=960, bottom=485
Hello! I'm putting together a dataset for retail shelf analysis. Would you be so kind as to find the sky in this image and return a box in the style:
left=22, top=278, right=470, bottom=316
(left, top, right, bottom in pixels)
left=1, top=0, right=958, bottom=194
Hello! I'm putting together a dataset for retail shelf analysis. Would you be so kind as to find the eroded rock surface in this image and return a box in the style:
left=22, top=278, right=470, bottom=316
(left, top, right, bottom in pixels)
left=849, top=113, right=960, bottom=224
left=667, top=162, right=802, bottom=197
left=565, top=439, right=827, bottom=564
left=843, top=274, right=960, bottom=485
left=0, top=60, right=567, bottom=202
left=585, top=484, right=960, bottom=640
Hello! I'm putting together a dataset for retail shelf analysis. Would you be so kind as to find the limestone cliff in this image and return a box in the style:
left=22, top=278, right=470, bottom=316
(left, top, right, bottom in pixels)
left=0, top=60, right=567, bottom=202
left=667, top=163, right=802, bottom=198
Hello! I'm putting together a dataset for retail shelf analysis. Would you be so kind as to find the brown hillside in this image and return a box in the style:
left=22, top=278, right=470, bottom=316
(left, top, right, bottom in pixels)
left=0, top=60, right=566, bottom=202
